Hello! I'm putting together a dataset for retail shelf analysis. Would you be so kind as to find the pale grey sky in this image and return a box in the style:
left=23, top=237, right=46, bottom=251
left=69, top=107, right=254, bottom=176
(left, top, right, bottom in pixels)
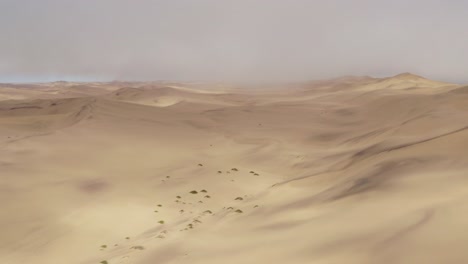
left=1, top=0, right=467, bottom=83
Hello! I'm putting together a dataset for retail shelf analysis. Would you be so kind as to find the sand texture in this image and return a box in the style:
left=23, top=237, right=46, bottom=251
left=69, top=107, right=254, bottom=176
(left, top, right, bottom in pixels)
left=1, top=74, right=468, bottom=264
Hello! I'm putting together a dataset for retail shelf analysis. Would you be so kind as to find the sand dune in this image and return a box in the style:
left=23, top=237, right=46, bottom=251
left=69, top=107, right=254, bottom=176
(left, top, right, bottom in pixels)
left=0, top=74, right=467, bottom=264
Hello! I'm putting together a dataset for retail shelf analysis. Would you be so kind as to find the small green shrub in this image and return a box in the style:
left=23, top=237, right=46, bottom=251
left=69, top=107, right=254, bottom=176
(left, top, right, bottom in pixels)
left=100, top=261, right=108, bottom=264
left=100, top=245, right=107, bottom=249
left=158, top=220, right=165, bottom=224
left=190, top=190, right=198, bottom=194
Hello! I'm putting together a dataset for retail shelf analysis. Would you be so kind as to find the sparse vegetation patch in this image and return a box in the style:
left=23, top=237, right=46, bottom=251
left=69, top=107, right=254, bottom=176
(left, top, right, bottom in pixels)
left=131, top=246, right=145, bottom=250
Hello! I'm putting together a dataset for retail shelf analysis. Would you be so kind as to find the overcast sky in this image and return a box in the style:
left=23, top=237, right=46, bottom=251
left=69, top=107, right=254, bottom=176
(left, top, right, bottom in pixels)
left=1, top=0, right=467, bottom=83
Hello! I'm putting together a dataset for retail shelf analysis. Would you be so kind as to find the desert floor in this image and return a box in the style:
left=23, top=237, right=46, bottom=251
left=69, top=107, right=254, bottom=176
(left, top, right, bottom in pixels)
left=1, top=73, right=468, bottom=264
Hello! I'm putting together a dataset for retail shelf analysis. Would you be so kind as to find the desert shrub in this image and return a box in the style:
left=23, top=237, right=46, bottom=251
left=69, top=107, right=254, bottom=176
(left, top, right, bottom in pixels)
left=231, top=168, right=238, bottom=171
left=101, top=245, right=107, bottom=249
left=198, top=163, right=203, bottom=166
left=218, top=171, right=222, bottom=173
left=166, top=176, right=170, bottom=178
left=157, top=204, right=162, bottom=207
left=235, top=197, right=243, bottom=201
left=131, top=246, right=145, bottom=250
left=200, top=189, right=207, bottom=193
left=100, top=261, right=108, bottom=264
left=254, top=205, right=259, bottom=208
left=204, top=210, right=212, bottom=214
left=204, top=195, right=211, bottom=198
left=176, top=196, right=181, bottom=199
left=249, top=171, right=254, bottom=174
left=235, top=209, right=243, bottom=213
left=125, top=237, right=130, bottom=240
left=158, top=220, right=165, bottom=224
left=254, top=173, right=259, bottom=176
left=190, top=190, right=198, bottom=194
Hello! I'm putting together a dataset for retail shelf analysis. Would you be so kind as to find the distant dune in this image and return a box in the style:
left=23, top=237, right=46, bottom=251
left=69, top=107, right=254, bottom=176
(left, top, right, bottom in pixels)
left=0, top=74, right=467, bottom=264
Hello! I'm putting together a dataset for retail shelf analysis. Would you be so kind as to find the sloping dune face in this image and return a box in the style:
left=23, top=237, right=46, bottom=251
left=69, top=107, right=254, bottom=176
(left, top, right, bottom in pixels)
left=0, top=75, right=467, bottom=264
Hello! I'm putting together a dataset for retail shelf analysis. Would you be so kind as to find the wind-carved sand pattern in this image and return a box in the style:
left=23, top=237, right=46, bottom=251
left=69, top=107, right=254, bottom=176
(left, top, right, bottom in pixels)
left=1, top=74, right=468, bottom=264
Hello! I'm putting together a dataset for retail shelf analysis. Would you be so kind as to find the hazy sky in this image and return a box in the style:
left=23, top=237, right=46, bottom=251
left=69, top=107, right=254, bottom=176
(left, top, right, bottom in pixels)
left=1, top=0, right=468, bottom=83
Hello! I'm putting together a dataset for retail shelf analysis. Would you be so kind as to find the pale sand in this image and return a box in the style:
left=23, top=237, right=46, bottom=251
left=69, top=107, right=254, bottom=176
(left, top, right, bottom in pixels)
left=0, top=73, right=467, bottom=264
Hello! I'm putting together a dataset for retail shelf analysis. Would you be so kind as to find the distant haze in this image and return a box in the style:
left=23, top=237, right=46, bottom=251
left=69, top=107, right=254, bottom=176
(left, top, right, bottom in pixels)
left=1, top=0, right=468, bottom=83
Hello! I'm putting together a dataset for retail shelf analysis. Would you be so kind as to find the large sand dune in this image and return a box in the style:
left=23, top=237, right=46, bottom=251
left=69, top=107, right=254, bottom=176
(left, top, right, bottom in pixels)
left=1, top=74, right=467, bottom=264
